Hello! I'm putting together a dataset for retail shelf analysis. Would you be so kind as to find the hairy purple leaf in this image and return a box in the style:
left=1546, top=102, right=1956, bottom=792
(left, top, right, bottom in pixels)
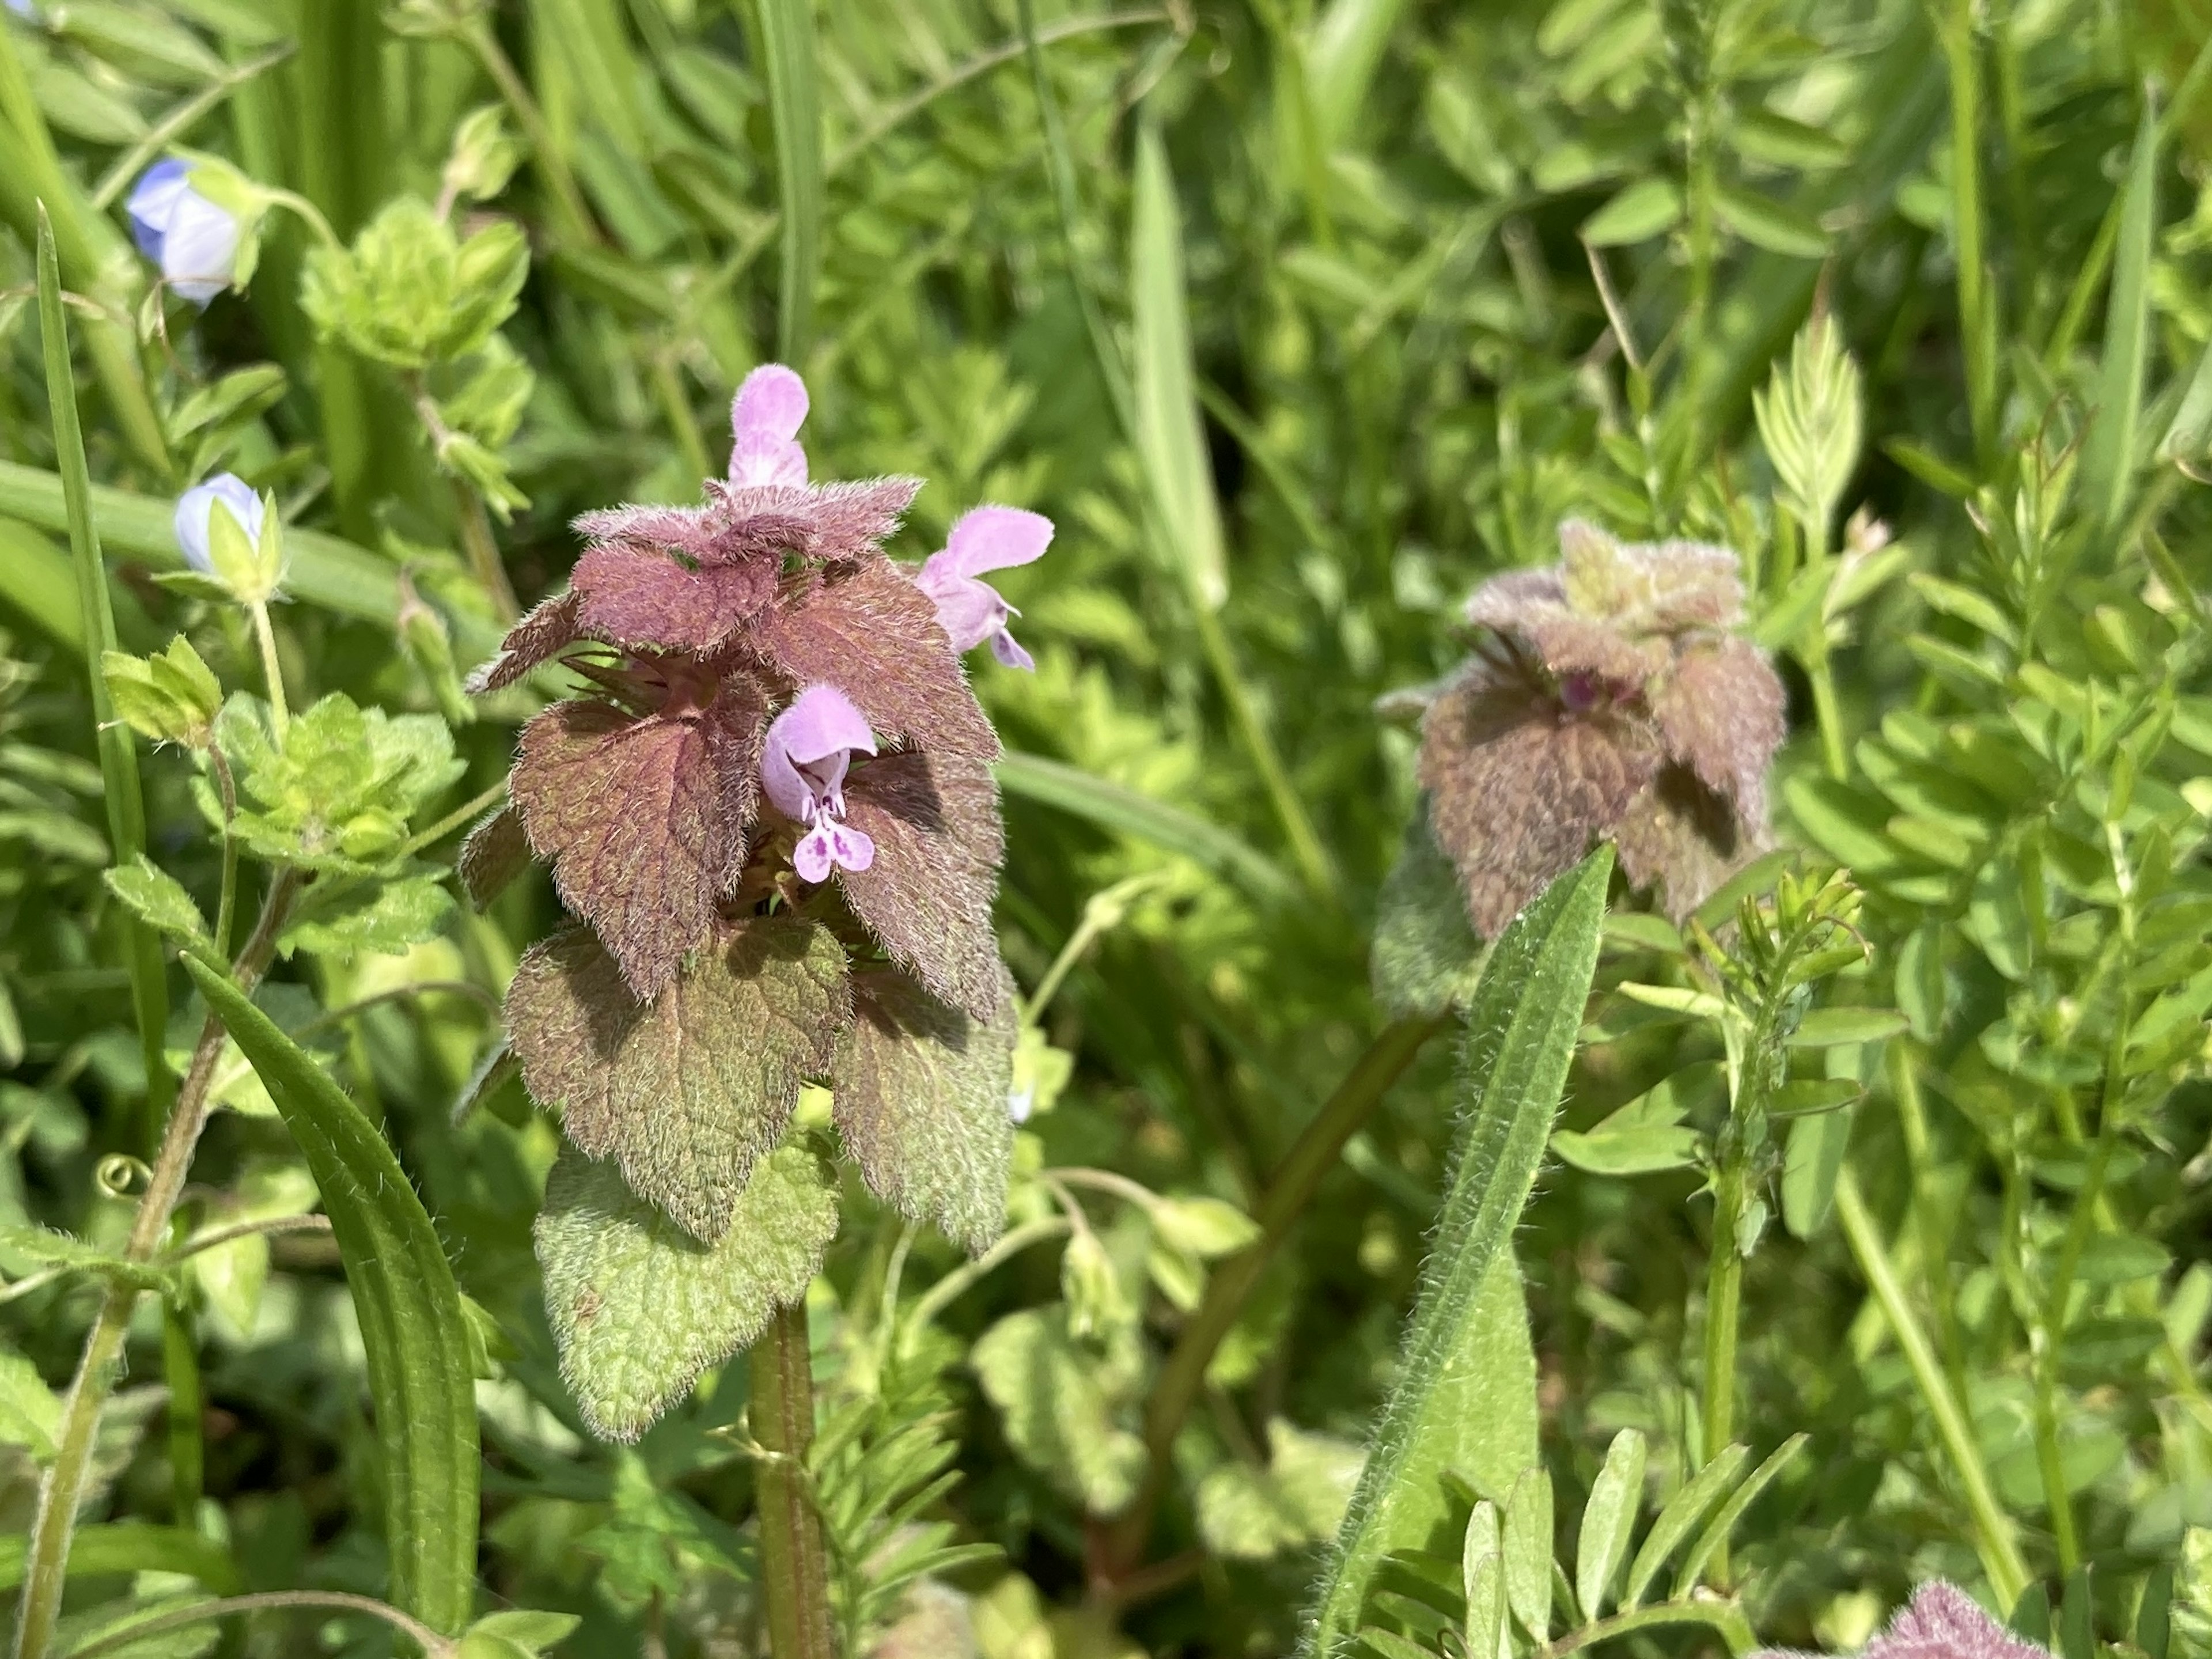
left=457, top=804, right=531, bottom=911
left=467, top=589, right=586, bottom=694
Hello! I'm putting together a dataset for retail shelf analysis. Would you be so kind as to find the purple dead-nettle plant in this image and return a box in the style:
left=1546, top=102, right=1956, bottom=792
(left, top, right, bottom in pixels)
left=1759, top=1584, right=2054, bottom=1659
left=1408, top=518, right=1786, bottom=938
left=464, top=364, right=1043, bottom=1440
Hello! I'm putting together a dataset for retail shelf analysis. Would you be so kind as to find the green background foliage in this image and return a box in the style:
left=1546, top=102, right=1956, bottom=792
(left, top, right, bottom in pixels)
left=0, top=0, right=2209, bottom=1654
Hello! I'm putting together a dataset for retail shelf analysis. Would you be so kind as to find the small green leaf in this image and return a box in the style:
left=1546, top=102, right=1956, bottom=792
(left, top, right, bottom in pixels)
left=1580, top=177, right=1683, bottom=246
left=102, top=639, right=222, bottom=750
left=1194, top=1420, right=1365, bottom=1561
left=1671, top=1433, right=1808, bottom=1597
left=1463, top=1500, right=1506, bottom=1658
left=535, top=1140, right=836, bottom=1441
left=1373, top=798, right=1486, bottom=1017
left=103, top=857, right=209, bottom=946
left=1711, top=181, right=1827, bottom=257
left=972, top=1306, right=1146, bottom=1516
left=183, top=956, right=479, bottom=1636
left=278, top=874, right=452, bottom=959
left=1728, top=106, right=1847, bottom=168
left=1153, top=1195, right=1262, bottom=1260
left=1575, top=1428, right=1645, bottom=1619
left=0, top=1343, right=61, bottom=1459
left=1781, top=1093, right=1854, bottom=1237
left=1787, top=1009, right=1906, bottom=1047
left=1552, top=1062, right=1719, bottom=1176
left=1502, top=1465, right=1553, bottom=1639
left=0, top=1522, right=240, bottom=1595
left=1620, top=1445, right=1748, bottom=1609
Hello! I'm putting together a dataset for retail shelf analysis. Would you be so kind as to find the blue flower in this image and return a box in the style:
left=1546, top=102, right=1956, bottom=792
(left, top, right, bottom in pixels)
left=3, top=0, right=40, bottom=22
left=174, top=475, right=263, bottom=575
left=127, top=160, right=241, bottom=306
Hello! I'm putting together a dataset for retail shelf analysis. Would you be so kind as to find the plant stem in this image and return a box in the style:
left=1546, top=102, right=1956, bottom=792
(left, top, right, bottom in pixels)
left=1537, top=1599, right=1758, bottom=1659
left=1835, top=1165, right=2028, bottom=1606
left=1190, top=605, right=1336, bottom=898
left=899, top=1216, right=1073, bottom=1347
left=210, top=750, right=240, bottom=957
left=12, top=873, right=302, bottom=1659
left=1941, top=0, right=1996, bottom=468
left=1699, top=1150, right=1747, bottom=1585
left=651, top=353, right=714, bottom=483
left=160, top=1299, right=203, bottom=1528
left=249, top=601, right=290, bottom=740
left=65, top=1591, right=448, bottom=1659
left=750, top=1301, right=835, bottom=1659
left=463, top=21, right=597, bottom=247
left=450, top=479, right=519, bottom=622
left=1891, top=1044, right=1967, bottom=1395
left=1103, top=1014, right=1444, bottom=1573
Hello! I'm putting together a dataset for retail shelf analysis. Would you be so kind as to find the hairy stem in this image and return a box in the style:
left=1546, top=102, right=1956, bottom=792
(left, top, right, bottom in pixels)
left=451, top=479, right=519, bottom=623
left=1700, top=1153, right=1746, bottom=1578
left=751, top=1301, right=835, bottom=1659
left=249, top=601, right=290, bottom=740
left=12, top=872, right=302, bottom=1659
left=1835, top=1165, right=2028, bottom=1605
left=1103, top=1014, right=1445, bottom=1574
left=66, top=1591, right=448, bottom=1659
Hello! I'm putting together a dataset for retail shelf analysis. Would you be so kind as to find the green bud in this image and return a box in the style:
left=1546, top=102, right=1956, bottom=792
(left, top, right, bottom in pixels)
left=442, top=106, right=522, bottom=206
left=1060, top=1228, right=1129, bottom=1342
left=103, top=638, right=222, bottom=749
left=396, top=575, right=474, bottom=728
left=1150, top=1195, right=1260, bottom=1261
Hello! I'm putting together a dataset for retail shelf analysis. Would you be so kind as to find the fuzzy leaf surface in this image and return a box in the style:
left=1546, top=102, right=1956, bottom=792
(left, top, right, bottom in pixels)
left=971, top=1306, right=1146, bottom=1516
left=833, top=968, right=1015, bottom=1253
left=571, top=541, right=777, bottom=654
left=838, top=750, right=1005, bottom=1021
left=535, top=1142, right=839, bottom=1442
left=458, top=806, right=531, bottom=910
left=511, top=683, right=767, bottom=1000
left=507, top=919, right=850, bottom=1241
left=747, top=559, right=997, bottom=759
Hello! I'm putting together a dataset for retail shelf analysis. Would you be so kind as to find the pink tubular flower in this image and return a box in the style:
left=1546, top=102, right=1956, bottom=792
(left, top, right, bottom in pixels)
left=728, top=364, right=809, bottom=488
left=915, top=506, right=1053, bottom=670
left=763, top=684, right=878, bottom=882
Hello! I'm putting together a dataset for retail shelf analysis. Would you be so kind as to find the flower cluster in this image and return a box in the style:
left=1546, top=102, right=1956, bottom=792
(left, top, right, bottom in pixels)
left=1759, top=1584, right=2052, bottom=1659
left=472, top=366, right=1047, bottom=1408
left=1410, top=519, right=1786, bottom=937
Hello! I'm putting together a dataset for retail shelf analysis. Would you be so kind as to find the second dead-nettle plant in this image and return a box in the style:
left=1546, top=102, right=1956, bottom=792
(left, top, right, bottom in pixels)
left=463, top=366, right=1051, bottom=1441
left=1409, top=519, right=1789, bottom=939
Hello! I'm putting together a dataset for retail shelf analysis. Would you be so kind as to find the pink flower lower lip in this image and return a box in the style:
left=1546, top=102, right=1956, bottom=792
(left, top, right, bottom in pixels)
left=763, top=684, right=878, bottom=878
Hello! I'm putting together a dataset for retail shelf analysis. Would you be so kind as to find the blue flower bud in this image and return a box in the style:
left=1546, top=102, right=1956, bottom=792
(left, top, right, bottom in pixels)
left=174, top=475, right=263, bottom=574
left=127, top=160, right=241, bottom=307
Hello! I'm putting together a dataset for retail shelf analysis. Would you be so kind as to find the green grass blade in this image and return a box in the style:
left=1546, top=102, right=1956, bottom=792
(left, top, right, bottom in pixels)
left=183, top=957, right=480, bottom=1637
left=755, top=0, right=822, bottom=363
left=36, top=213, right=173, bottom=1130
left=0, top=520, right=86, bottom=652
left=2081, top=97, right=2158, bottom=533
left=1619, top=1444, right=1747, bottom=1610
left=994, top=751, right=1295, bottom=905
left=1130, top=120, right=1227, bottom=612
left=0, top=1524, right=240, bottom=1596
left=0, top=461, right=506, bottom=666
left=1669, top=1434, right=1808, bottom=1599
left=1303, top=848, right=1614, bottom=1657
left=1305, top=0, right=1409, bottom=150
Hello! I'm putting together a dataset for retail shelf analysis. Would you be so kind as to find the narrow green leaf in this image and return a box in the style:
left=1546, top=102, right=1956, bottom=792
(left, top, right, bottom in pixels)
left=754, top=0, right=821, bottom=363
left=0, top=1524, right=240, bottom=1595
left=994, top=751, right=1293, bottom=904
left=0, top=520, right=83, bottom=650
left=103, top=858, right=210, bottom=948
left=2138, top=1565, right=2173, bottom=1659
left=1580, top=177, right=1683, bottom=247
left=1710, top=181, right=1827, bottom=259
left=1670, top=1433, right=1807, bottom=1597
left=2082, top=98, right=2157, bottom=531
left=1461, top=1502, right=1506, bottom=1659
left=182, top=957, right=479, bottom=1637
left=1574, top=1428, right=1645, bottom=1619
left=1131, top=121, right=1229, bottom=611
left=1306, top=0, right=1410, bottom=147
left=0, top=461, right=505, bottom=666
left=1304, top=849, right=1613, bottom=1657
left=1787, top=1009, right=1907, bottom=1047
left=1620, top=1445, right=1748, bottom=1610
left=1502, top=1465, right=1553, bottom=1639
left=36, top=213, right=172, bottom=1123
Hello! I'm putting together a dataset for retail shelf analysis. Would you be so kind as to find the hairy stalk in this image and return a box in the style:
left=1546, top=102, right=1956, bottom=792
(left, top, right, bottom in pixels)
left=751, top=1301, right=835, bottom=1659
left=1103, top=1014, right=1445, bottom=1574
left=450, top=479, right=520, bottom=622
left=12, top=872, right=302, bottom=1659
left=1700, top=1155, right=1746, bottom=1508
left=1835, top=1165, right=2028, bottom=1605
left=248, top=601, right=290, bottom=739
left=65, top=1591, right=448, bottom=1659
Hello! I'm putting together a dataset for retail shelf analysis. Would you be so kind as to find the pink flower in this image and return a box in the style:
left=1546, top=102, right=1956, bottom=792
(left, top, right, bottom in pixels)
left=1759, top=1584, right=2052, bottom=1659
left=728, top=363, right=809, bottom=488
left=762, top=684, right=878, bottom=882
left=915, top=506, right=1053, bottom=670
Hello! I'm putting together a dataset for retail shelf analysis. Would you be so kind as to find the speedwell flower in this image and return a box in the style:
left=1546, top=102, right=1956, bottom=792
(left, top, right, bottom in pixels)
left=127, top=160, right=241, bottom=307
left=915, top=506, right=1052, bottom=670
left=173, top=474, right=264, bottom=575
left=1411, top=518, right=1786, bottom=936
left=762, top=684, right=878, bottom=882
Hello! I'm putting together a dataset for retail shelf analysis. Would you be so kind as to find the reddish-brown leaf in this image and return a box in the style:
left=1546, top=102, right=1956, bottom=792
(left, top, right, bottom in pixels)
left=1614, top=764, right=1758, bottom=920
left=512, top=679, right=770, bottom=999
left=1418, top=669, right=1660, bottom=937
left=1653, top=637, right=1787, bottom=823
left=705, top=476, right=922, bottom=563
left=745, top=559, right=998, bottom=759
left=507, top=919, right=851, bottom=1241
left=467, top=589, right=587, bottom=694
left=838, top=750, right=1005, bottom=1021
left=573, top=541, right=778, bottom=654
left=458, top=804, right=532, bottom=910
left=834, top=967, right=1016, bottom=1253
